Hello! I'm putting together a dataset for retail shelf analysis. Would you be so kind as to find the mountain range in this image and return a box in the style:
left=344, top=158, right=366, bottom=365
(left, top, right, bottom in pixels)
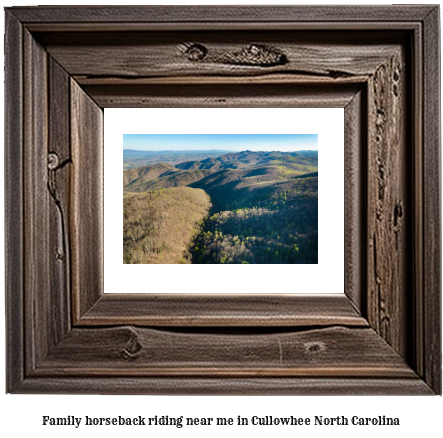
left=123, top=150, right=318, bottom=264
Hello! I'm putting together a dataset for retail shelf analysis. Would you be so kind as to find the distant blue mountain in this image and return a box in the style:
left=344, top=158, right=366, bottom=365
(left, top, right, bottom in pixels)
left=124, top=149, right=231, bottom=156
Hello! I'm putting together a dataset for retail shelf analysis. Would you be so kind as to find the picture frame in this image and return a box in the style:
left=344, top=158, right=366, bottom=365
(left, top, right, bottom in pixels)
left=4, top=5, right=440, bottom=394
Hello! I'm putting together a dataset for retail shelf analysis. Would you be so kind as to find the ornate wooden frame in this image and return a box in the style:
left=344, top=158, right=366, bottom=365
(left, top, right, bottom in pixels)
left=5, top=6, right=441, bottom=394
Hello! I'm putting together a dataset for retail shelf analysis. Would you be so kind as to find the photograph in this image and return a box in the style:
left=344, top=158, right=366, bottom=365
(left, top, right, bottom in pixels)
left=123, top=134, right=318, bottom=265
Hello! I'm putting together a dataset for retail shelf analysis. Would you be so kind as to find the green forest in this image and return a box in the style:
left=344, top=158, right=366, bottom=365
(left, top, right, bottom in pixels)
left=123, top=150, right=318, bottom=264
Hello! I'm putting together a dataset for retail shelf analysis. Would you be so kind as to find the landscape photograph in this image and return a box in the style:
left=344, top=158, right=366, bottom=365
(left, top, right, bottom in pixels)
left=123, top=134, right=318, bottom=265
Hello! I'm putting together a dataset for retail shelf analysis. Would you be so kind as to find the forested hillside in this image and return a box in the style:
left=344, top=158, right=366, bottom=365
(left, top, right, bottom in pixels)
left=123, top=150, right=318, bottom=264
left=123, top=187, right=211, bottom=264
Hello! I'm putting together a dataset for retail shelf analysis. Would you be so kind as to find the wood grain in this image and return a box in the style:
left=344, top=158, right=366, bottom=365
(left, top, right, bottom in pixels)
left=23, top=29, right=50, bottom=372
left=80, top=294, right=367, bottom=327
left=366, top=51, right=409, bottom=358
left=344, top=90, right=366, bottom=314
left=422, top=7, right=441, bottom=394
left=5, top=10, right=24, bottom=393
left=411, top=19, right=425, bottom=381
left=13, top=376, right=434, bottom=396
left=8, top=5, right=436, bottom=23
left=42, top=32, right=401, bottom=79
left=48, top=58, right=72, bottom=345
left=38, top=326, right=414, bottom=378
left=82, top=82, right=361, bottom=108
left=4, top=5, right=441, bottom=395
left=70, top=81, right=104, bottom=320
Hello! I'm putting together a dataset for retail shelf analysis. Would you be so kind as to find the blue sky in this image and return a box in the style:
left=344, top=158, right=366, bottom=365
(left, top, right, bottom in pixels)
left=123, top=134, right=317, bottom=151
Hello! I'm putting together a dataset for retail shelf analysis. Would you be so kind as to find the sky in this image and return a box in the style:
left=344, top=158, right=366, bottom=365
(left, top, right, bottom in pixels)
left=123, top=134, right=318, bottom=152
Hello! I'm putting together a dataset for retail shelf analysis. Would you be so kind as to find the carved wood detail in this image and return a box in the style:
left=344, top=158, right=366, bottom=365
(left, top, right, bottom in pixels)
left=181, top=43, right=288, bottom=67
left=367, top=55, right=408, bottom=358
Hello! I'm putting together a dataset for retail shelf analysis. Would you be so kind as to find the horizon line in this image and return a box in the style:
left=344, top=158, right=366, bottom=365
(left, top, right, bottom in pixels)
left=123, top=149, right=319, bottom=152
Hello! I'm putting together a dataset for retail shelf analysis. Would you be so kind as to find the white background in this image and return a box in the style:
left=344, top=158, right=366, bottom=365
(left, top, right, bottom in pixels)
left=106, top=108, right=344, bottom=294
left=1, top=1, right=442, bottom=438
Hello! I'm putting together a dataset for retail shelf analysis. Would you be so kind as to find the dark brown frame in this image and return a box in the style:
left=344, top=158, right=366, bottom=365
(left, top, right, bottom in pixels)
left=5, top=5, right=441, bottom=394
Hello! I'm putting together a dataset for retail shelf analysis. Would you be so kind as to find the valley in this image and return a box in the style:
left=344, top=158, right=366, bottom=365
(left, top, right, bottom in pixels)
left=123, top=149, right=318, bottom=264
